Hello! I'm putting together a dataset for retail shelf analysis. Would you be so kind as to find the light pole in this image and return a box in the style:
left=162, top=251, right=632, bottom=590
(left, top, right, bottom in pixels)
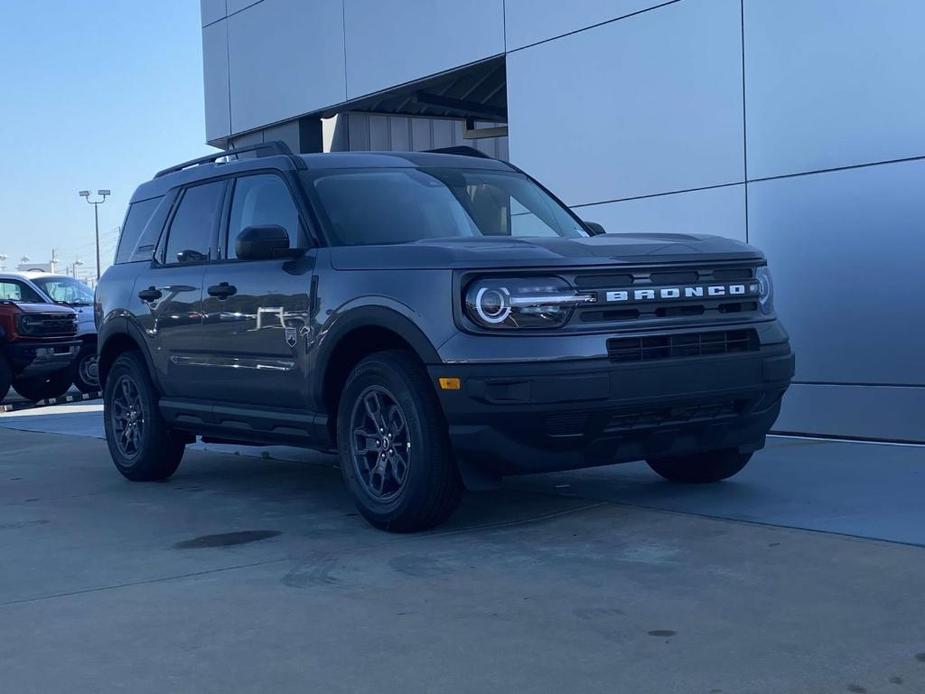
left=0, top=254, right=6, bottom=271
left=79, top=189, right=110, bottom=279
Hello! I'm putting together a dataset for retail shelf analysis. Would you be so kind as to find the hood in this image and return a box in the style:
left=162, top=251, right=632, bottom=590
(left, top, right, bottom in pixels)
left=329, top=233, right=763, bottom=271
left=0, top=302, right=77, bottom=316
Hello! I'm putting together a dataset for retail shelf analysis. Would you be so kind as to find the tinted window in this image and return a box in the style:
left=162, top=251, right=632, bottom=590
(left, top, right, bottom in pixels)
left=305, top=168, right=587, bottom=246
left=164, top=181, right=225, bottom=264
left=227, top=174, right=301, bottom=259
left=115, top=196, right=162, bottom=264
left=0, top=280, right=45, bottom=303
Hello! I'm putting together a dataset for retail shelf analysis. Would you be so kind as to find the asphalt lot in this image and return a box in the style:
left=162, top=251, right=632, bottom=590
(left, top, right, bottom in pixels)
left=1, top=402, right=924, bottom=693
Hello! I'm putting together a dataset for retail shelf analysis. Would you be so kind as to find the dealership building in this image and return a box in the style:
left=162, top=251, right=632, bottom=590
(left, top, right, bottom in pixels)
left=200, top=0, right=924, bottom=443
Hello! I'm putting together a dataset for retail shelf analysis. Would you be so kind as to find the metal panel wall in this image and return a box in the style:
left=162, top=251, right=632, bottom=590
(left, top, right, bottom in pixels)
left=507, top=0, right=744, bottom=206
left=575, top=185, right=747, bottom=243
left=504, top=0, right=668, bottom=50
left=201, top=21, right=230, bottom=141
left=200, top=0, right=226, bottom=26
left=748, top=159, right=925, bottom=387
left=227, top=0, right=346, bottom=134
left=342, top=0, right=505, bottom=101
left=201, top=0, right=925, bottom=440
left=744, top=0, right=925, bottom=179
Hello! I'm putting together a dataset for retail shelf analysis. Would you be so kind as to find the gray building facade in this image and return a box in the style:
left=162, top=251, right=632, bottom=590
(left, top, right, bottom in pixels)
left=201, top=0, right=925, bottom=443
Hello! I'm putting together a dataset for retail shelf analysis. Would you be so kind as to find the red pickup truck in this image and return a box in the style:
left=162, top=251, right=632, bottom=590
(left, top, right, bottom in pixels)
left=0, top=283, right=80, bottom=402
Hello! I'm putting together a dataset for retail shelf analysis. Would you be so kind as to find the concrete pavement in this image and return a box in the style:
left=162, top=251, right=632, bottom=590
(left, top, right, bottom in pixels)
left=1, top=422, right=925, bottom=693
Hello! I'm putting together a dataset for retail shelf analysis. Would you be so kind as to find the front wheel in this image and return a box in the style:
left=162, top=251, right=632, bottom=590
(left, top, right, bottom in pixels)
left=73, top=342, right=100, bottom=393
left=104, top=351, right=185, bottom=481
left=13, top=369, right=73, bottom=402
left=647, top=449, right=753, bottom=484
left=337, top=350, right=462, bottom=532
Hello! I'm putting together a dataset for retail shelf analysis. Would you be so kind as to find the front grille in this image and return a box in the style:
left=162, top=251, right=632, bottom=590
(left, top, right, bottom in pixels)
left=607, top=329, right=758, bottom=363
left=572, top=263, right=761, bottom=327
left=26, top=314, right=78, bottom=337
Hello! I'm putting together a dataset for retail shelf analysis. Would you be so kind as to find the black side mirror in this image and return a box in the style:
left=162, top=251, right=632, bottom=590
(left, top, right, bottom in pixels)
left=584, top=221, right=607, bottom=236
left=235, top=225, right=305, bottom=260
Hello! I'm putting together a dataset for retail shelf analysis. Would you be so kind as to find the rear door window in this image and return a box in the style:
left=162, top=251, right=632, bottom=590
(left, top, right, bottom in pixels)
left=115, top=196, right=162, bottom=264
left=162, top=181, right=226, bottom=265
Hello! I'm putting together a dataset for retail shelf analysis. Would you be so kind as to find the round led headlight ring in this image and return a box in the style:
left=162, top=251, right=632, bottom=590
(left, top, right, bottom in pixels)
left=474, top=286, right=512, bottom=324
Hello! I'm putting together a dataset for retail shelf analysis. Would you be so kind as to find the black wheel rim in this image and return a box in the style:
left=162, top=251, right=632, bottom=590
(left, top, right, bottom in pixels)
left=111, top=375, right=144, bottom=459
left=79, top=354, right=99, bottom=388
left=349, top=385, right=411, bottom=501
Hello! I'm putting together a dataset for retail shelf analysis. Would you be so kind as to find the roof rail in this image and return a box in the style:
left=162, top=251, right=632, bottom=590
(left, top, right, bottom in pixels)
left=154, top=141, right=294, bottom=178
left=425, top=146, right=492, bottom=159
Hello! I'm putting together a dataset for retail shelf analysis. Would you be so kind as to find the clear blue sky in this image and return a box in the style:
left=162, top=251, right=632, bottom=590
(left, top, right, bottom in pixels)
left=0, top=1, right=216, bottom=276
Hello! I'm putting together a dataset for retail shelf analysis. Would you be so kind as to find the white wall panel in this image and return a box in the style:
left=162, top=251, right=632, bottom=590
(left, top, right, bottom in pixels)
left=201, top=0, right=226, bottom=26
left=202, top=21, right=231, bottom=141
left=508, top=0, right=744, bottom=207
left=343, top=0, right=504, bottom=100
left=505, top=0, right=666, bottom=50
left=749, top=159, right=925, bottom=386
left=227, top=0, right=261, bottom=13
left=228, top=0, right=346, bottom=134
left=776, top=384, right=925, bottom=442
left=745, top=0, right=925, bottom=179
left=574, top=185, right=746, bottom=242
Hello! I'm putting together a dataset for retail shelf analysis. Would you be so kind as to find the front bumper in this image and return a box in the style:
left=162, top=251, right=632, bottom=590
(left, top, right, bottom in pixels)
left=8, top=340, right=81, bottom=376
left=429, top=341, right=794, bottom=479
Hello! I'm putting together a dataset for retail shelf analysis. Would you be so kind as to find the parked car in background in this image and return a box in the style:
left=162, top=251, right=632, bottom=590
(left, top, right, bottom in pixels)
left=21, top=273, right=99, bottom=392
left=0, top=275, right=79, bottom=402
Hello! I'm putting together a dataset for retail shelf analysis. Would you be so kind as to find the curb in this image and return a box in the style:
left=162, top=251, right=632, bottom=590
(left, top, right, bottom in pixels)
left=0, top=391, right=102, bottom=413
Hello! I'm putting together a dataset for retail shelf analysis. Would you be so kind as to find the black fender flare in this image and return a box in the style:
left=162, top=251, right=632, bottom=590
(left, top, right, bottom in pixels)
left=310, top=303, right=441, bottom=409
left=97, top=315, right=160, bottom=391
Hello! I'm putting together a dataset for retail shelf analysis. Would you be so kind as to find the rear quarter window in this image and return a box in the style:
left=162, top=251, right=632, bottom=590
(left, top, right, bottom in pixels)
left=114, top=196, right=166, bottom=264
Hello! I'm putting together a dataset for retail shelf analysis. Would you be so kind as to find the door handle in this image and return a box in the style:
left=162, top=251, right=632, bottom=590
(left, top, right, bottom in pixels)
left=207, top=282, right=237, bottom=299
left=137, top=286, right=163, bottom=303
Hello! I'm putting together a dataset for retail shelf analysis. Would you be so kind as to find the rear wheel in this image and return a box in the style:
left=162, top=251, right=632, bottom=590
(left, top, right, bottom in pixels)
left=104, top=351, right=185, bottom=481
left=13, top=369, right=73, bottom=402
left=337, top=350, right=462, bottom=532
left=72, top=342, right=100, bottom=393
left=647, top=448, right=752, bottom=484
left=0, top=354, right=11, bottom=401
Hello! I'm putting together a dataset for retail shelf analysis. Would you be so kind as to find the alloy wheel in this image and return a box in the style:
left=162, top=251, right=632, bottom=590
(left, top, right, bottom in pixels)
left=349, top=385, right=411, bottom=500
left=111, top=375, right=144, bottom=459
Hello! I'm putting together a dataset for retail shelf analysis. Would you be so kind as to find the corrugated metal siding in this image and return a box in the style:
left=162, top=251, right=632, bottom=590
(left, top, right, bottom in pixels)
left=331, top=112, right=509, bottom=160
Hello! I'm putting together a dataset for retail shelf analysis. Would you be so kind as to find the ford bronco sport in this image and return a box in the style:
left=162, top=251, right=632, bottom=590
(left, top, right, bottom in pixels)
left=96, top=142, right=793, bottom=532
left=0, top=276, right=79, bottom=402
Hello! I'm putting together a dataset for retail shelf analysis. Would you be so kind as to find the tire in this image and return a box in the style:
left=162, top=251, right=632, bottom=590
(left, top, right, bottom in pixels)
left=337, top=350, right=462, bottom=532
left=72, top=342, right=100, bottom=393
left=0, top=354, right=11, bottom=402
left=647, top=448, right=753, bottom=484
left=104, top=351, right=185, bottom=481
left=13, top=368, right=73, bottom=402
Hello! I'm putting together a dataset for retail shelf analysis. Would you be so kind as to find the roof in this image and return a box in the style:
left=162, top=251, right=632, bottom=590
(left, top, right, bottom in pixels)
left=131, top=147, right=514, bottom=204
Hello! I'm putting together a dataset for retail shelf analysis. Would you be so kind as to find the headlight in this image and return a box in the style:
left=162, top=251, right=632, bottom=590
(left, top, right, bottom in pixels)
left=756, top=265, right=774, bottom=315
left=464, top=277, right=595, bottom=329
left=17, top=314, right=40, bottom=335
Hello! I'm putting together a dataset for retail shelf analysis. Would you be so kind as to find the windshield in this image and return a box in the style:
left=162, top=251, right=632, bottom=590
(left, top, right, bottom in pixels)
left=304, top=167, right=589, bottom=246
left=0, top=279, right=46, bottom=304
left=31, top=276, right=94, bottom=306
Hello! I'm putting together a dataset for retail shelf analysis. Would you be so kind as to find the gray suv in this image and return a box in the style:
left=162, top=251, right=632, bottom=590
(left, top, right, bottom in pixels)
left=96, top=143, right=793, bottom=532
